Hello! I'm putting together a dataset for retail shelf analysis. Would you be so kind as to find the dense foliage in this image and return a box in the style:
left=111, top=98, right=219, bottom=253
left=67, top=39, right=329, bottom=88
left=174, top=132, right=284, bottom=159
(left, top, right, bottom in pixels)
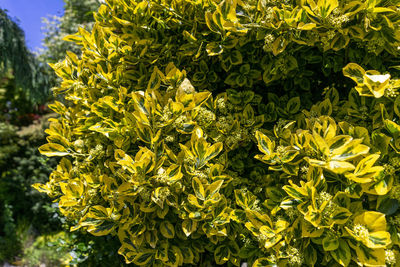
left=36, top=0, right=400, bottom=265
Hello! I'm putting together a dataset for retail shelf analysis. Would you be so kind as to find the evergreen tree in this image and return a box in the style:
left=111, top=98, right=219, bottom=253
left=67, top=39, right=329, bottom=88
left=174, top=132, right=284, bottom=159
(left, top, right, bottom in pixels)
left=39, top=0, right=102, bottom=64
left=0, top=9, right=50, bottom=104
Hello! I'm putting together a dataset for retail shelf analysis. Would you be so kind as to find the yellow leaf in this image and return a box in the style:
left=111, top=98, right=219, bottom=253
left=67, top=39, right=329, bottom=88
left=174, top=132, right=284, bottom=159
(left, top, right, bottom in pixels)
left=312, top=130, right=330, bottom=156
left=255, top=131, right=275, bottom=160
left=87, top=221, right=115, bottom=236
left=355, top=247, right=386, bottom=266
left=354, top=211, right=387, bottom=232
left=166, top=164, right=183, bottom=183
left=39, top=143, right=69, bottom=157
left=317, top=0, right=339, bottom=18
left=192, top=177, right=206, bottom=200
left=147, top=66, right=164, bottom=91
left=326, top=161, right=355, bottom=174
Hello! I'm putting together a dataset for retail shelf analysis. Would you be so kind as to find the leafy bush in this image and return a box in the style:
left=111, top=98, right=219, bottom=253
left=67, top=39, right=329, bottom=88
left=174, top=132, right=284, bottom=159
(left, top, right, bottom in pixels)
left=36, top=0, right=400, bottom=265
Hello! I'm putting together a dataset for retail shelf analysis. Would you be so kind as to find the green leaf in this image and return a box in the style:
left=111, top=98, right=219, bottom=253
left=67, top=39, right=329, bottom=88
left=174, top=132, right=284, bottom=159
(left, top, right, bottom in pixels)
left=319, top=98, right=332, bottom=116
left=243, top=104, right=255, bottom=122
left=205, top=12, right=221, bottom=34
left=394, top=95, right=400, bottom=118
left=87, top=221, right=115, bottom=236
left=234, top=189, right=257, bottom=209
left=240, top=64, right=251, bottom=74
left=134, top=122, right=153, bottom=143
left=166, top=164, right=183, bottom=183
left=330, top=207, right=352, bottom=225
left=286, top=97, right=300, bottom=114
left=155, top=242, right=168, bottom=262
left=384, top=119, right=400, bottom=137
left=160, top=221, right=175, bottom=239
left=214, top=245, right=230, bottom=265
left=236, top=74, right=246, bottom=86
left=330, top=239, right=351, bottom=266
left=88, top=205, right=110, bottom=219
left=378, top=198, right=399, bottom=216
left=303, top=245, right=317, bottom=266
left=322, top=236, right=339, bottom=251
left=181, top=246, right=194, bottom=264
left=282, top=184, right=307, bottom=200
left=330, top=34, right=350, bottom=51
left=229, top=50, right=243, bottom=65
left=355, top=245, right=386, bottom=266
left=224, top=73, right=239, bottom=86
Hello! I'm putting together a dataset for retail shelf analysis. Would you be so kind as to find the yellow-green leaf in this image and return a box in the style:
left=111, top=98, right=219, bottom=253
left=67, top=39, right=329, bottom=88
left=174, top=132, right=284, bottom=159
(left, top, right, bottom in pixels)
left=252, top=258, right=275, bottom=267
left=147, top=66, right=164, bottom=91
left=87, top=221, right=115, bottom=236
left=160, top=221, right=175, bottom=239
left=326, top=161, right=355, bottom=174
left=192, top=177, right=206, bottom=200
left=182, top=219, right=197, bottom=237
left=343, top=63, right=365, bottom=84
left=133, top=250, right=154, bottom=266
left=322, top=236, right=339, bottom=251
left=214, top=245, right=230, bottom=265
left=39, top=143, right=69, bottom=157
left=255, top=131, right=275, bottom=160
left=330, top=239, right=351, bottom=266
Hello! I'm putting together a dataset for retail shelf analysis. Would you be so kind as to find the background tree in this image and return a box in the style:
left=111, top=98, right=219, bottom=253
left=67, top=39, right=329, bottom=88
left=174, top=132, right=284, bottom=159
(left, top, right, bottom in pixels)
left=39, top=0, right=103, bottom=64
left=0, top=9, right=51, bottom=104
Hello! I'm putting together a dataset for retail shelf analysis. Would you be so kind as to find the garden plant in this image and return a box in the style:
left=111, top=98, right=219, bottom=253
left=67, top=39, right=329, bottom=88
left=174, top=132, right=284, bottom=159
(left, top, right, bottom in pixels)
left=36, top=0, right=400, bottom=265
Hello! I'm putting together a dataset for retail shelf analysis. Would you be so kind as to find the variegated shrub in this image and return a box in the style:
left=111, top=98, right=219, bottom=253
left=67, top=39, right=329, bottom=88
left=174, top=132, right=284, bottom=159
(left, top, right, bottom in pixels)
left=35, top=0, right=400, bottom=266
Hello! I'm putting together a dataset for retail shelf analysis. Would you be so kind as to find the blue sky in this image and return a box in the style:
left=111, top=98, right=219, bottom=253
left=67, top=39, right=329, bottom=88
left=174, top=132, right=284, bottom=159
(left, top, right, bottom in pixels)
left=0, top=0, right=64, bottom=51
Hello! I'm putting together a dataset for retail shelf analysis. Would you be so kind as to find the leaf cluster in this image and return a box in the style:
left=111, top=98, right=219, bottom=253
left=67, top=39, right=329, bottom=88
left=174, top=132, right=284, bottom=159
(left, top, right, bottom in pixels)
left=36, top=0, right=400, bottom=266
